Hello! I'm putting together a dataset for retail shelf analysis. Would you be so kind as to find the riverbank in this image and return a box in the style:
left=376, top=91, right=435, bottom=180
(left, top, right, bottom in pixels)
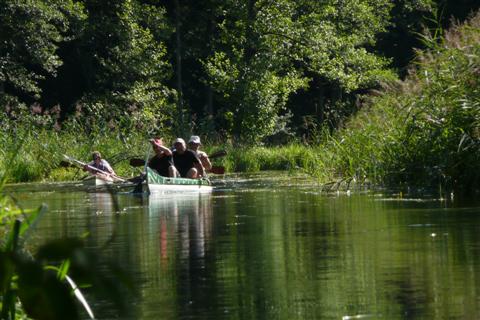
left=0, top=134, right=331, bottom=184
left=2, top=12, right=479, bottom=194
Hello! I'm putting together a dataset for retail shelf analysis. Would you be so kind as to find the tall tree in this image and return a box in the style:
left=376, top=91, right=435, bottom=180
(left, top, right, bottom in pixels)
left=202, top=0, right=399, bottom=141
left=0, top=0, right=85, bottom=99
left=40, top=0, right=176, bottom=131
left=157, top=0, right=225, bottom=135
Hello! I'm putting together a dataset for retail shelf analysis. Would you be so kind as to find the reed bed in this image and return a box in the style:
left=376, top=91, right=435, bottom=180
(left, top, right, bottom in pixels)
left=315, top=12, right=480, bottom=191
left=1, top=12, right=480, bottom=192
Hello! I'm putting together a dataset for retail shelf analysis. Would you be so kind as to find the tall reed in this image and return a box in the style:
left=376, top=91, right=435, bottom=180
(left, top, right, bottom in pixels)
left=314, top=11, right=480, bottom=192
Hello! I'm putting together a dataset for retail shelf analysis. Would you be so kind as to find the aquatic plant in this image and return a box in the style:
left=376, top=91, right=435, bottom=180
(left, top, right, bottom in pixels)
left=0, top=152, right=131, bottom=319
left=318, top=11, right=480, bottom=192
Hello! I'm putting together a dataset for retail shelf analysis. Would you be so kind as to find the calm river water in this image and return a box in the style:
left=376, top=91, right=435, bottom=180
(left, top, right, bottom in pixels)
left=7, top=173, right=480, bottom=319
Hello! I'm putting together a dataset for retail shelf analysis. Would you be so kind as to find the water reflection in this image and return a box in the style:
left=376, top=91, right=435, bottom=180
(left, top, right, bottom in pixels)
left=131, top=193, right=213, bottom=319
left=85, top=192, right=117, bottom=248
left=9, top=178, right=480, bottom=320
left=89, top=192, right=115, bottom=214
left=146, top=193, right=213, bottom=264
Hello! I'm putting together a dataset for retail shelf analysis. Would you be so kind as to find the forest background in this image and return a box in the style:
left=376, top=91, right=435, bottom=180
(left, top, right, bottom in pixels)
left=3, top=2, right=480, bottom=318
left=1, top=0, right=480, bottom=192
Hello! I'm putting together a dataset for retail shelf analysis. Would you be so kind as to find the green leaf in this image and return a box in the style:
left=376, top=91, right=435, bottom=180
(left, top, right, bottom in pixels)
left=57, top=259, right=71, bottom=281
left=17, top=260, right=80, bottom=320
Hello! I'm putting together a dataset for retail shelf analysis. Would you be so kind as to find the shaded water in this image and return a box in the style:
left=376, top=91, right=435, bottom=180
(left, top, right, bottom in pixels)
left=6, top=175, right=480, bottom=319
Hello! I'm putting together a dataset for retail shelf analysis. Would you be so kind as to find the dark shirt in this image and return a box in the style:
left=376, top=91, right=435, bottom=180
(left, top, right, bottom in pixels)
left=148, top=154, right=173, bottom=177
left=173, top=150, right=200, bottom=177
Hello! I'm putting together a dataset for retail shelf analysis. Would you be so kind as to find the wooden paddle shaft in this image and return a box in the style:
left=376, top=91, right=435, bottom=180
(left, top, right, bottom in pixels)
left=63, top=155, right=126, bottom=182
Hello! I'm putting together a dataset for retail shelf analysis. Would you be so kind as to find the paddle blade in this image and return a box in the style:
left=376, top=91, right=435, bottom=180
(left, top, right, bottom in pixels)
left=129, top=158, right=146, bottom=167
left=210, top=166, right=225, bottom=174
left=59, top=160, right=75, bottom=168
left=209, top=150, right=227, bottom=159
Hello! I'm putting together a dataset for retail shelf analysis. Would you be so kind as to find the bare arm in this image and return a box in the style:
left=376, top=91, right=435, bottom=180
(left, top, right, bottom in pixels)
left=84, top=161, right=95, bottom=174
left=102, top=160, right=116, bottom=175
left=198, top=162, right=205, bottom=177
left=198, top=152, right=212, bottom=171
left=158, top=145, right=172, bottom=156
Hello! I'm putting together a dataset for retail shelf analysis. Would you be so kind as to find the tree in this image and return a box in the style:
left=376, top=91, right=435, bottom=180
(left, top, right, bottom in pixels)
left=202, top=0, right=398, bottom=141
left=0, top=0, right=86, bottom=98
left=41, top=0, right=176, bottom=133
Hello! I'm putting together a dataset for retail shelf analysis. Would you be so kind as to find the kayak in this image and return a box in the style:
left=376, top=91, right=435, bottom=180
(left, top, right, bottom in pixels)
left=139, top=167, right=213, bottom=194
left=82, top=174, right=115, bottom=186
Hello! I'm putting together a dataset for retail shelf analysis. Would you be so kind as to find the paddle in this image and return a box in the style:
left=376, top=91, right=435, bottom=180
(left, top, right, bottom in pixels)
left=59, top=160, right=77, bottom=168
left=129, top=158, right=146, bottom=167
left=207, top=149, right=227, bottom=159
left=210, top=166, right=225, bottom=174
left=62, top=154, right=127, bottom=182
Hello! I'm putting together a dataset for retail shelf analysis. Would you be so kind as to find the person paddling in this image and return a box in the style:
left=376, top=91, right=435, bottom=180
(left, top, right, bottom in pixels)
left=172, top=138, right=205, bottom=178
left=148, top=138, right=177, bottom=177
left=188, top=135, right=212, bottom=172
left=84, top=151, right=116, bottom=177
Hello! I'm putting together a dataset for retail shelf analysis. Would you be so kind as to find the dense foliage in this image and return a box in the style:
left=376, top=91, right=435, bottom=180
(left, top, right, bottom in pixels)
left=0, top=0, right=479, bottom=190
left=320, top=11, right=480, bottom=192
left=0, top=164, right=131, bottom=319
left=0, top=0, right=443, bottom=141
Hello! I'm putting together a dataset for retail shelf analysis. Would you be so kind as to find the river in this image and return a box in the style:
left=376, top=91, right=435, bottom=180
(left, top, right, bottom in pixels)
left=6, top=173, right=480, bottom=319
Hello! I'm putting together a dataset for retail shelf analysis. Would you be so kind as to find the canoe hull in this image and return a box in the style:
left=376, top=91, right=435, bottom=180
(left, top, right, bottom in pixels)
left=83, top=174, right=114, bottom=187
left=145, top=168, right=212, bottom=194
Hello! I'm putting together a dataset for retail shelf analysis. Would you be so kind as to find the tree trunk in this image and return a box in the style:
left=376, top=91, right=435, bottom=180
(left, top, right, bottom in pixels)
left=174, top=0, right=183, bottom=110
left=205, top=86, right=213, bottom=115
left=204, top=17, right=214, bottom=116
left=234, top=0, right=257, bottom=140
left=244, top=0, right=257, bottom=63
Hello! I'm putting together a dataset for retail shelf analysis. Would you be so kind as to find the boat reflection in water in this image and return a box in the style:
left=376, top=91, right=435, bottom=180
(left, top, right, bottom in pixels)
left=77, top=191, right=214, bottom=318
left=134, top=193, right=213, bottom=319
left=147, top=193, right=213, bottom=265
left=89, top=192, right=115, bottom=213
left=85, top=192, right=117, bottom=247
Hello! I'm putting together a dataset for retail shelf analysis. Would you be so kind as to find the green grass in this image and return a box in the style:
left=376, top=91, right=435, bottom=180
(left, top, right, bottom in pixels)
left=1, top=12, right=480, bottom=192
left=0, top=128, right=337, bottom=184
left=213, top=143, right=335, bottom=182
left=0, top=128, right=152, bottom=183
left=313, top=11, right=480, bottom=192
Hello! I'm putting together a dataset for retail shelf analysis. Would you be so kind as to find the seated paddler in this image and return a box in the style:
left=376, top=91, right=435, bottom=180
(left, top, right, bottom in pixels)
left=172, top=138, right=205, bottom=178
left=84, top=151, right=117, bottom=178
left=148, top=137, right=176, bottom=177
left=188, top=135, right=212, bottom=172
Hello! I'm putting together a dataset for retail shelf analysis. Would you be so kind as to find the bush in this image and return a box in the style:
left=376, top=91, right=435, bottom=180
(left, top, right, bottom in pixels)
left=319, top=11, right=480, bottom=192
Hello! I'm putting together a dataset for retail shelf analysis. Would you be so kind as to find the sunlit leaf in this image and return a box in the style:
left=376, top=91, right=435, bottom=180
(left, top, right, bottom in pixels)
left=17, top=260, right=80, bottom=320
left=57, top=259, right=71, bottom=281
left=65, top=275, right=95, bottom=319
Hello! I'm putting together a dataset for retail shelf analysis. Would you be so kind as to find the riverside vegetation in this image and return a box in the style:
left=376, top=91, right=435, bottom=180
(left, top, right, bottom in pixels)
left=1, top=2, right=480, bottom=318
left=0, top=160, right=131, bottom=319
left=2, top=11, right=480, bottom=194
left=324, top=11, right=480, bottom=193
left=0, top=1, right=479, bottom=194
